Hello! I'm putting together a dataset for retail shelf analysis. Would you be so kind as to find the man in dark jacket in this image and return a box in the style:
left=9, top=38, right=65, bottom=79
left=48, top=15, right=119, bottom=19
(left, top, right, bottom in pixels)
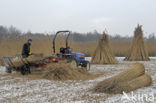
left=22, top=39, right=32, bottom=58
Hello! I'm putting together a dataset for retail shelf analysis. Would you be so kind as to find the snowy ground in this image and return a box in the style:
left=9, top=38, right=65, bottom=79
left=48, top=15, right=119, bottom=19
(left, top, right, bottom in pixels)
left=0, top=57, right=156, bottom=103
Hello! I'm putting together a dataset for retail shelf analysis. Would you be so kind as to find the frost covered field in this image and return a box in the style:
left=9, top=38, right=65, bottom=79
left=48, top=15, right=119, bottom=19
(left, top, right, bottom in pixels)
left=0, top=57, right=156, bottom=103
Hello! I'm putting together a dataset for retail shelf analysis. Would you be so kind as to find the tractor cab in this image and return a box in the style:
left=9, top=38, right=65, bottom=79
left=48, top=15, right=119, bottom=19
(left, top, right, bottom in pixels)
left=60, top=46, right=71, bottom=54
left=57, top=47, right=73, bottom=61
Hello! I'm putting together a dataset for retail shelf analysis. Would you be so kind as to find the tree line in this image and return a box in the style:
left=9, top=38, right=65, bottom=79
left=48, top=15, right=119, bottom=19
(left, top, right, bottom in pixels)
left=0, top=25, right=155, bottom=42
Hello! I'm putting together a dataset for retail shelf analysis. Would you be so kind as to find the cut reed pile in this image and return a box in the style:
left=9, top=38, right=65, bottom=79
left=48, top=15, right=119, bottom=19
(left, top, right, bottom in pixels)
left=8, top=54, right=44, bottom=68
left=91, top=32, right=117, bottom=64
left=125, top=25, right=150, bottom=61
left=42, top=63, right=97, bottom=80
left=112, top=74, right=152, bottom=93
left=92, top=63, right=152, bottom=94
left=11, top=62, right=98, bottom=81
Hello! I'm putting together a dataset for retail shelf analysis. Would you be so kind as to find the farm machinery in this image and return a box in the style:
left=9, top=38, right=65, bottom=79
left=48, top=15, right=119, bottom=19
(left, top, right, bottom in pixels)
left=2, top=30, right=90, bottom=75
left=52, top=30, right=90, bottom=70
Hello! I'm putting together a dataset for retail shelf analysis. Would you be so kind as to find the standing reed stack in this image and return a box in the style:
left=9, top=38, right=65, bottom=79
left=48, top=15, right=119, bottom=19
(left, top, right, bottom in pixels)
left=125, top=25, right=150, bottom=61
left=91, top=32, right=117, bottom=64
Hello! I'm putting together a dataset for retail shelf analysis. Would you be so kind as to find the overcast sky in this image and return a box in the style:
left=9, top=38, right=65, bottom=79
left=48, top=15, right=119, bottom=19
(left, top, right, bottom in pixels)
left=0, top=0, right=156, bottom=36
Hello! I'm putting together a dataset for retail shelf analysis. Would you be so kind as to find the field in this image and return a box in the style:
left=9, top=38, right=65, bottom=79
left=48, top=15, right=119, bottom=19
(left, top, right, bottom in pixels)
left=0, top=0, right=156, bottom=102
left=0, top=57, right=156, bottom=103
left=0, top=40, right=156, bottom=59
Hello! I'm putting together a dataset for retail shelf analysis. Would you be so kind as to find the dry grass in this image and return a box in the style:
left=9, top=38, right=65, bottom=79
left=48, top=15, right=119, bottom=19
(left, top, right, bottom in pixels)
left=111, top=40, right=130, bottom=57
left=0, top=39, right=156, bottom=60
left=146, top=41, right=156, bottom=56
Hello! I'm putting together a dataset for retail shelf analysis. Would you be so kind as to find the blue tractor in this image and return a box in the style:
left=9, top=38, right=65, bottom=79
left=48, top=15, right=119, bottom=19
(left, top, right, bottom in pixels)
left=53, top=31, right=90, bottom=70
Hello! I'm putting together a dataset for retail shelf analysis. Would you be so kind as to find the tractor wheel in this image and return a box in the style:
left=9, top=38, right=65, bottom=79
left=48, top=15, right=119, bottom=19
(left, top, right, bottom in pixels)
left=21, top=67, right=26, bottom=75
left=86, top=62, right=90, bottom=71
left=6, top=67, right=12, bottom=73
left=21, top=65, right=30, bottom=75
left=70, top=60, right=77, bottom=69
